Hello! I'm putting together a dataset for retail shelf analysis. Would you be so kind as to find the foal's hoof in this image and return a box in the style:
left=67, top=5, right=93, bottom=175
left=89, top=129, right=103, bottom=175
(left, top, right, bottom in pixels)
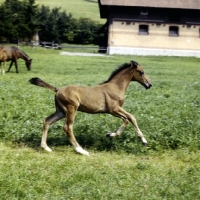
left=141, top=138, right=148, bottom=146
left=106, top=132, right=111, bottom=137
left=142, top=142, right=148, bottom=146
left=106, top=132, right=116, bottom=137
left=75, top=147, right=89, bottom=156
left=41, top=145, right=52, bottom=152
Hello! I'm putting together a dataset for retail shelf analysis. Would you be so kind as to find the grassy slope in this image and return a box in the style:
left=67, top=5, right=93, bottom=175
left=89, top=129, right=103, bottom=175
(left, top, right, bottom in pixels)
left=36, top=0, right=104, bottom=22
left=0, top=0, right=105, bottom=23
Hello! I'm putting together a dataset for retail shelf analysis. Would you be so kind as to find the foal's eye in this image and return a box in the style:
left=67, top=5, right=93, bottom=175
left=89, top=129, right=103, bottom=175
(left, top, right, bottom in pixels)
left=140, top=71, right=144, bottom=75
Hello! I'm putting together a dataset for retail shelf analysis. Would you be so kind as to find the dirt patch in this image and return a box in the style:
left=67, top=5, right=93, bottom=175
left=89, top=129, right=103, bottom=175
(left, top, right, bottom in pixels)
left=60, top=51, right=108, bottom=56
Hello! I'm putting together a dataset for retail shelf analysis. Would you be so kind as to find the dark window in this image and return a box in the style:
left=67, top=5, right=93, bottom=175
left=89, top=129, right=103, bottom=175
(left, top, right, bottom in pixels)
left=141, top=8, right=148, bottom=15
left=139, top=25, right=149, bottom=35
left=168, top=9, right=180, bottom=22
left=169, top=26, right=179, bottom=36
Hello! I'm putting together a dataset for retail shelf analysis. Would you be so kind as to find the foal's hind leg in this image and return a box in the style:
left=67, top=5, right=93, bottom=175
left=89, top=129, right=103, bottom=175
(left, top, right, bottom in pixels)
left=63, top=105, right=89, bottom=155
left=0, top=63, right=3, bottom=75
left=1, top=62, right=6, bottom=75
left=41, top=109, right=65, bottom=152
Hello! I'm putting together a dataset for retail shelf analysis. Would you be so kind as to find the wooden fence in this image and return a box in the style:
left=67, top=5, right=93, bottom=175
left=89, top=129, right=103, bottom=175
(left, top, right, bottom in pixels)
left=0, top=40, right=107, bottom=53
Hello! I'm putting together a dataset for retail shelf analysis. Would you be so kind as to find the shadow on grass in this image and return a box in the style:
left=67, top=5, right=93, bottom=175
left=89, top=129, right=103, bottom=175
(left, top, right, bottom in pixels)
left=84, top=0, right=97, bottom=3
left=13, top=132, right=116, bottom=152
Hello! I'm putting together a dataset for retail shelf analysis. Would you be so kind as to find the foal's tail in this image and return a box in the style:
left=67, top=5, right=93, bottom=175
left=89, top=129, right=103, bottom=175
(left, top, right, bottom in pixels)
left=29, top=77, right=58, bottom=92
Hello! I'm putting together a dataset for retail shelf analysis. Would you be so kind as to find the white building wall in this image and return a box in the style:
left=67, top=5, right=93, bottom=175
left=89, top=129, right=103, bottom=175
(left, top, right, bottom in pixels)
left=107, top=20, right=200, bottom=56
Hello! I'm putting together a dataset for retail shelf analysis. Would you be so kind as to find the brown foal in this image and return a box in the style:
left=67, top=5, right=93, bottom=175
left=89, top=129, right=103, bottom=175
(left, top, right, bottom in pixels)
left=0, top=46, right=32, bottom=73
left=29, top=60, right=152, bottom=155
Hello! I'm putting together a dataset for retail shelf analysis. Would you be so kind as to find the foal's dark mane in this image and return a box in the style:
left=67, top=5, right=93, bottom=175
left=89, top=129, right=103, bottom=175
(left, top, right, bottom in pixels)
left=11, top=46, right=18, bottom=50
left=100, top=62, right=137, bottom=85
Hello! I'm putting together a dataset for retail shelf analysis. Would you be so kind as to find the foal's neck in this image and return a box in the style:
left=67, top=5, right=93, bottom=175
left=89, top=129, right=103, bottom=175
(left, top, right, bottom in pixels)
left=109, top=68, right=133, bottom=92
left=18, top=50, right=30, bottom=61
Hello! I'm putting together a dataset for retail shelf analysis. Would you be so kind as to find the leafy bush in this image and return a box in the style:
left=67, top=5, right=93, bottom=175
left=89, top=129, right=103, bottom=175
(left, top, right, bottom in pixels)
left=65, top=18, right=103, bottom=44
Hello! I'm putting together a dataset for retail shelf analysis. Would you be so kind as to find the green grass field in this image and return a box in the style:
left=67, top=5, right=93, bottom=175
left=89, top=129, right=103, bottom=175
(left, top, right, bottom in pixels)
left=0, top=46, right=200, bottom=199
left=1, top=142, right=199, bottom=200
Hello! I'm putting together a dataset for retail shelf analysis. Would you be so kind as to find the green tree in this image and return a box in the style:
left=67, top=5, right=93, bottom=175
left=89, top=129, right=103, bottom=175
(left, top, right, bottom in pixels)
left=68, top=18, right=102, bottom=44
left=0, top=0, right=22, bottom=40
left=20, top=0, right=39, bottom=40
left=38, top=6, right=73, bottom=43
left=0, top=0, right=103, bottom=44
left=0, top=0, right=39, bottom=41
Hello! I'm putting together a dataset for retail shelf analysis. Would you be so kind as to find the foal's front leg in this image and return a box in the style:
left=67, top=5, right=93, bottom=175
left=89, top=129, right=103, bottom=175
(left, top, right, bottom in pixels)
left=109, top=106, right=147, bottom=145
left=7, top=61, right=13, bottom=72
left=107, top=118, right=129, bottom=137
left=14, top=61, right=19, bottom=73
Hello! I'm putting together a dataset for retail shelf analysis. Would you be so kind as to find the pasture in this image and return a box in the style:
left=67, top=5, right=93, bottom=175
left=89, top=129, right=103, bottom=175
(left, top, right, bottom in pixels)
left=0, top=46, right=200, bottom=199
left=0, top=0, right=105, bottom=23
left=35, top=0, right=105, bottom=22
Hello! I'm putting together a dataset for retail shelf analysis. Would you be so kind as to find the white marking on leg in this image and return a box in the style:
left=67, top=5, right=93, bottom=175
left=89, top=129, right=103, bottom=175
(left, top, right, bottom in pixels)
left=41, top=143, right=52, bottom=152
left=107, top=132, right=117, bottom=137
left=45, top=146, right=52, bottom=152
left=75, top=147, right=89, bottom=156
left=141, top=137, right=147, bottom=144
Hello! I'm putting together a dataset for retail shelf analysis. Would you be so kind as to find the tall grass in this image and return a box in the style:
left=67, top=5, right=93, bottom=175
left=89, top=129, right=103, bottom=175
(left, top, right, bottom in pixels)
left=0, top=46, right=200, bottom=199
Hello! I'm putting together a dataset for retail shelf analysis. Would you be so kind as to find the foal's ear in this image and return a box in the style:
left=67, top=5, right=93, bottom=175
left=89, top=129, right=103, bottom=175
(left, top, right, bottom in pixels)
left=130, top=60, right=138, bottom=68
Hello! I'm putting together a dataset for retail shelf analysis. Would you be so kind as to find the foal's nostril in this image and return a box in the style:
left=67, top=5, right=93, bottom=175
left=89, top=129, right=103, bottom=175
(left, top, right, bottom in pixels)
left=146, top=83, right=152, bottom=89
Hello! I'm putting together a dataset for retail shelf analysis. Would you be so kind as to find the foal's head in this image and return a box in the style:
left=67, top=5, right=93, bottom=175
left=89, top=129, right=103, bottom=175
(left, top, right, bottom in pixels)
left=26, top=59, right=32, bottom=70
left=130, top=60, right=152, bottom=89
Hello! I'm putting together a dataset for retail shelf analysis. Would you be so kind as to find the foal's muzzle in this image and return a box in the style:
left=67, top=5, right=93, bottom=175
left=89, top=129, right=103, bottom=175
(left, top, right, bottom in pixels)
left=145, top=83, right=152, bottom=89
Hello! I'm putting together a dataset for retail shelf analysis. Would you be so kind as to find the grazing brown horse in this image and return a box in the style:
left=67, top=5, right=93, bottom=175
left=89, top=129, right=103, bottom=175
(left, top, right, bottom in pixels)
left=29, top=61, right=152, bottom=155
left=0, top=46, right=32, bottom=73
left=0, top=47, right=7, bottom=75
